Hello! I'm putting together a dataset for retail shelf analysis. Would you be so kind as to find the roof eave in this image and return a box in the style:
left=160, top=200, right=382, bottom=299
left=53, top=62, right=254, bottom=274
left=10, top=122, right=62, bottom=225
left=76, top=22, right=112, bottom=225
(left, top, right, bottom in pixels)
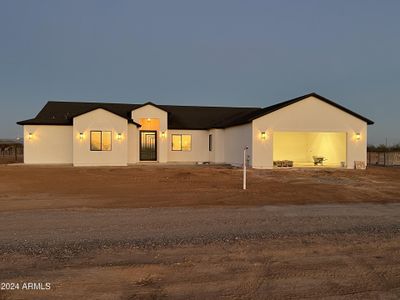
left=17, top=121, right=72, bottom=126
left=248, top=92, right=374, bottom=125
left=128, top=119, right=141, bottom=127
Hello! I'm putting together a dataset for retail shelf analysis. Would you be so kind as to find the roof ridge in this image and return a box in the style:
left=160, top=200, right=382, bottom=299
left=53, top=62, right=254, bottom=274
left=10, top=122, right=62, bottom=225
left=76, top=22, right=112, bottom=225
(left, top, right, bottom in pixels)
left=46, top=100, right=142, bottom=106
left=160, top=104, right=260, bottom=109
left=45, top=100, right=260, bottom=109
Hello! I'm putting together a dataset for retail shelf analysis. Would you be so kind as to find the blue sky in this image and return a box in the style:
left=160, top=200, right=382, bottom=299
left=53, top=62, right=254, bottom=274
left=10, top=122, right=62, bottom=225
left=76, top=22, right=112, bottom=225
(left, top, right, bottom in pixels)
left=0, top=0, right=399, bottom=145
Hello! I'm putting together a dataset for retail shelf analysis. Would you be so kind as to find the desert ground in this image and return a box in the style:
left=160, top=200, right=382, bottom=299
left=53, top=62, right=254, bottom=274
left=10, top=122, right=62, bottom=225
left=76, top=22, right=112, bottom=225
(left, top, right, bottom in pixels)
left=0, top=164, right=399, bottom=299
left=0, top=164, right=400, bottom=211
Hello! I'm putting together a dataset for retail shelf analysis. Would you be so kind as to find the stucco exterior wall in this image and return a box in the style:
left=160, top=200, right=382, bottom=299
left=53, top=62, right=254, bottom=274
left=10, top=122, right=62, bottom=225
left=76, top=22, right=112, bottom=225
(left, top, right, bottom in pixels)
left=23, top=125, right=73, bottom=164
left=224, top=123, right=252, bottom=166
left=252, top=96, right=368, bottom=169
left=73, top=108, right=128, bottom=166
left=127, top=124, right=139, bottom=164
left=132, top=104, right=168, bottom=163
left=208, top=129, right=225, bottom=163
left=167, top=130, right=209, bottom=163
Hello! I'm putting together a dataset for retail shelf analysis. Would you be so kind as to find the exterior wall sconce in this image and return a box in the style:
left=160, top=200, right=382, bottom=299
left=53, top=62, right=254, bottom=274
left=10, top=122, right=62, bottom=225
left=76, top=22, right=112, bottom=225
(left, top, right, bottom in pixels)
left=117, top=133, right=122, bottom=140
left=160, top=131, right=166, bottom=138
left=261, top=131, right=267, bottom=140
left=355, top=132, right=361, bottom=141
left=79, top=132, right=84, bottom=140
left=147, top=118, right=151, bottom=122
left=28, top=133, right=33, bottom=140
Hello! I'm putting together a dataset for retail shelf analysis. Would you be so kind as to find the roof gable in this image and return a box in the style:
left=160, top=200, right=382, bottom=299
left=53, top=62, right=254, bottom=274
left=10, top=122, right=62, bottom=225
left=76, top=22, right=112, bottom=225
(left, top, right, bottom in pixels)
left=73, top=107, right=141, bottom=126
left=247, top=93, right=374, bottom=125
left=132, top=102, right=169, bottom=113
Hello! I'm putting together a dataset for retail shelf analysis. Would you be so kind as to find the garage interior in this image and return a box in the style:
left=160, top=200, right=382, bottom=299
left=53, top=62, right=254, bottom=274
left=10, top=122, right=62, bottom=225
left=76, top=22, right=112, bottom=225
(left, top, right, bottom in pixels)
left=273, top=132, right=347, bottom=167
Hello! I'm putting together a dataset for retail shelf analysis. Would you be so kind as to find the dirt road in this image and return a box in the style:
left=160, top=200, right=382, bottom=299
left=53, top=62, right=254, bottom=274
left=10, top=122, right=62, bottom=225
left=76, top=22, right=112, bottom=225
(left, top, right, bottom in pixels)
left=1, top=204, right=399, bottom=299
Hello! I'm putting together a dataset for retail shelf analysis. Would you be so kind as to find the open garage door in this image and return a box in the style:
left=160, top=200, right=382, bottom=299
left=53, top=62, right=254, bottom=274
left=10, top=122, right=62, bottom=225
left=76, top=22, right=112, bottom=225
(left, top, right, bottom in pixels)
left=273, top=132, right=347, bottom=167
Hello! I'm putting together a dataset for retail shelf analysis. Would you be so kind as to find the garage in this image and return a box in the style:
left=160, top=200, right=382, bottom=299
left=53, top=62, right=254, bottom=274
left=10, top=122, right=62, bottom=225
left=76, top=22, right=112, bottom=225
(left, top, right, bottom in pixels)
left=273, top=131, right=347, bottom=167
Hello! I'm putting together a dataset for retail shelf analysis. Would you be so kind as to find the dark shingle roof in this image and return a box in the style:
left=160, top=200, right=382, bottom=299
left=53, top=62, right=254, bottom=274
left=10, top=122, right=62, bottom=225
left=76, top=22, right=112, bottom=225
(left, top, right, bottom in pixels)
left=219, top=93, right=374, bottom=126
left=17, top=93, right=374, bottom=128
left=17, top=102, right=142, bottom=126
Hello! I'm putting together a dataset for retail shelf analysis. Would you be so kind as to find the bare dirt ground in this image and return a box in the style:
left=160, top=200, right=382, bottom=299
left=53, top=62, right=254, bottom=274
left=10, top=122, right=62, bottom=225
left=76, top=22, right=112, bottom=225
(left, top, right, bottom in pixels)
left=0, top=165, right=399, bottom=299
left=0, top=164, right=400, bottom=211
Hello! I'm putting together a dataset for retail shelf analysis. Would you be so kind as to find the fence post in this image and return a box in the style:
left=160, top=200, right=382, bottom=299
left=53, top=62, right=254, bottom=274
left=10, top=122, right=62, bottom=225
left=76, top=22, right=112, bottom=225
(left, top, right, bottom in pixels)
left=243, top=146, right=248, bottom=190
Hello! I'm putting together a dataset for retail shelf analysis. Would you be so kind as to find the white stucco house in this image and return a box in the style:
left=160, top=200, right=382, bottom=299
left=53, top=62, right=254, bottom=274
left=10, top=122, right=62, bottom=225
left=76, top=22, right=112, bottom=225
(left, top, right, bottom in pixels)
left=17, top=93, right=374, bottom=169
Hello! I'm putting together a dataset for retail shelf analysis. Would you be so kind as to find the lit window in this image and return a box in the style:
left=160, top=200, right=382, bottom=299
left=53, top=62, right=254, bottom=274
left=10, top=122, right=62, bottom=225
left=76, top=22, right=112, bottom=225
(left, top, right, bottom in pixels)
left=90, top=131, right=112, bottom=151
left=182, top=135, right=191, bottom=151
left=172, top=135, right=181, bottom=151
left=172, top=134, right=192, bottom=151
left=90, top=131, right=101, bottom=151
left=102, top=131, right=112, bottom=151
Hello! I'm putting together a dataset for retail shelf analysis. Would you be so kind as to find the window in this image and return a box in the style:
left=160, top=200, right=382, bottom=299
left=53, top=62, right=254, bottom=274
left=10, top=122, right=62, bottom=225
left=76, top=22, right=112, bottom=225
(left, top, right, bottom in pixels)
left=90, top=131, right=112, bottom=151
left=209, top=134, right=212, bottom=151
left=90, top=131, right=101, bottom=151
left=171, top=134, right=192, bottom=151
left=172, top=135, right=182, bottom=151
left=102, top=131, right=112, bottom=151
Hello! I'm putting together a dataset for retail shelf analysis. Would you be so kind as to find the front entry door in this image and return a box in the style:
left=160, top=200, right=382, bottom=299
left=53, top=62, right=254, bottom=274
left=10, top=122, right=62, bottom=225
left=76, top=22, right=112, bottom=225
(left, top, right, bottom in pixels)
left=140, top=131, right=157, bottom=161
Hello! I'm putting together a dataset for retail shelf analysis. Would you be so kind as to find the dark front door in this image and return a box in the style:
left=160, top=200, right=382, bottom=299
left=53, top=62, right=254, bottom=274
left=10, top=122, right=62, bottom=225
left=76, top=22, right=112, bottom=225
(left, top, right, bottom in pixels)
left=140, top=131, right=157, bottom=161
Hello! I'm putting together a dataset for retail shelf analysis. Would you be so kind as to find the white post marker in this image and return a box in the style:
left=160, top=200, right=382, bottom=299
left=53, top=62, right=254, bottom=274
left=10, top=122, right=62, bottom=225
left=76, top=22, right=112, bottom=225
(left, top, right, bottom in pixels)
left=243, top=146, right=248, bottom=190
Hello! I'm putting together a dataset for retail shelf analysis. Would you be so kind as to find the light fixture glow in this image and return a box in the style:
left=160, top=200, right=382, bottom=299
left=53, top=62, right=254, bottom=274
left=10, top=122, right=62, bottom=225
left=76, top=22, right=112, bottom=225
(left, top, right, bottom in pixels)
left=355, top=132, right=361, bottom=141
left=79, top=132, right=84, bottom=140
left=160, top=131, right=166, bottom=138
left=117, top=133, right=122, bottom=140
left=147, top=118, right=151, bottom=121
left=28, top=133, right=33, bottom=140
left=261, top=131, right=267, bottom=140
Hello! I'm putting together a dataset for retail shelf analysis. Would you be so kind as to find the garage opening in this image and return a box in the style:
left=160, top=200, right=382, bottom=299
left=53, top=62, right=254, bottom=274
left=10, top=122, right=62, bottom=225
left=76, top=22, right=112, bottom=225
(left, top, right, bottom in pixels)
left=273, top=132, right=347, bottom=167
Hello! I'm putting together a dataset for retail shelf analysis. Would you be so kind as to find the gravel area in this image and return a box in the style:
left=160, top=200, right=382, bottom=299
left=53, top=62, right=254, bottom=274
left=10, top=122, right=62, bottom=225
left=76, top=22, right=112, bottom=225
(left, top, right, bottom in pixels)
left=0, top=192, right=399, bottom=298
left=1, top=203, right=399, bottom=254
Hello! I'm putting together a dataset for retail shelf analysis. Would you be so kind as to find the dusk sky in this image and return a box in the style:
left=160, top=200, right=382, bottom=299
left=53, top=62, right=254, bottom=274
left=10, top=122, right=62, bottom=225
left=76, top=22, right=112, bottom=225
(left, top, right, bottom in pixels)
left=1, top=0, right=399, bottom=145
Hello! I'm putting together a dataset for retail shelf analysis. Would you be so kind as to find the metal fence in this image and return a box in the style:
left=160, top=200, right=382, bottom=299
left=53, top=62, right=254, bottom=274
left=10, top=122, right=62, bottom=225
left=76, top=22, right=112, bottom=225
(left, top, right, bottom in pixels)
left=368, top=151, right=400, bottom=166
left=0, top=143, right=23, bottom=162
